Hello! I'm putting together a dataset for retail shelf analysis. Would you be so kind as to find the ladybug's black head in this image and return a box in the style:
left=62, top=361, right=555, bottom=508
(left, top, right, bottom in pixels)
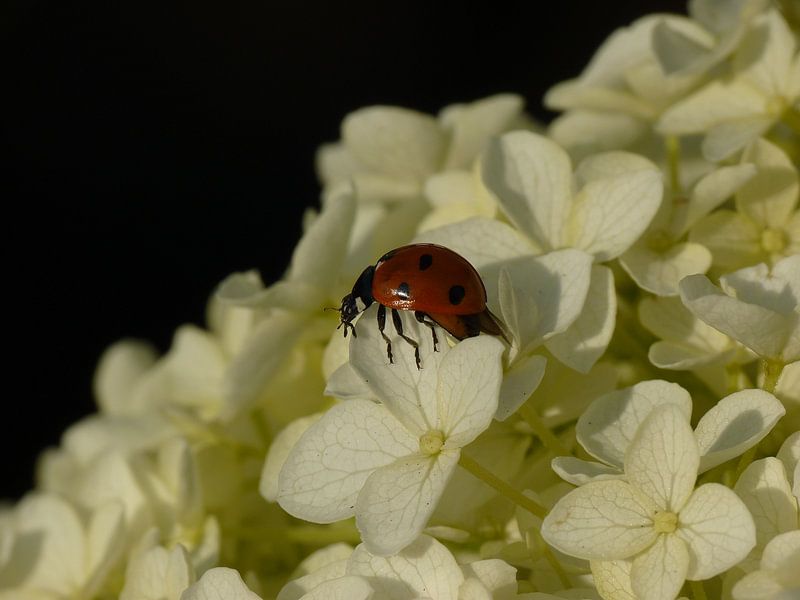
left=338, top=265, right=375, bottom=338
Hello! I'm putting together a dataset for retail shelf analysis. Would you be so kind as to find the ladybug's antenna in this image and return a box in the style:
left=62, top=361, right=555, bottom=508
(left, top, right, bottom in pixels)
left=323, top=307, right=342, bottom=313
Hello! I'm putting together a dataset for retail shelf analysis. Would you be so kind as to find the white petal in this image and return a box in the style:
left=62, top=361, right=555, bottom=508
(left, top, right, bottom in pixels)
left=688, top=210, right=763, bottom=271
left=260, top=414, right=322, bottom=502
left=325, top=363, right=374, bottom=401
left=630, top=534, right=689, bottom=600
left=736, top=138, right=799, bottom=228
left=496, top=354, right=547, bottom=422
left=777, top=431, right=800, bottom=488
left=625, top=404, right=699, bottom=512
left=657, top=80, right=766, bottom=134
left=440, top=94, right=525, bottom=170
left=672, top=163, right=758, bottom=235
left=120, top=544, right=195, bottom=600
left=356, top=451, right=459, bottom=556
left=735, top=10, right=797, bottom=97
left=348, top=534, right=463, bottom=600
left=702, top=116, right=774, bottom=162
left=349, top=305, right=443, bottom=435
left=551, top=456, right=623, bottom=486
left=93, top=340, right=158, bottom=416
left=437, top=336, right=504, bottom=447
left=695, top=389, right=785, bottom=472
left=481, top=131, right=573, bottom=249
left=567, top=165, right=663, bottom=261
left=460, top=559, right=518, bottom=600
left=221, top=312, right=306, bottom=420
left=287, top=192, right=357, bottom=292
left=548, top=110, right=646, bottom=159
left=577, top=380, right=692, bottom=469
left=677, top=483, right=756, bottom=579
left=680, top=274, right=799, bottom=361
left=180, top=567, right=262, bottom=600
left=342, top=106, right=446, bottom=179
left=619, top=240, right=712, bottom=297
left=591, top=559, right=636, bottom=600
left=414, top=217, right=540, bottom=273
left=277, top=400, right=417, bottom=523
left=299, top=577, right=373, bottom=600
left=277, top=558, right=349, bottom=600
left=545, top=265, right=616, bottom=373
left=541, top=480, right=659, bottom=560
left=761, top=529, right=800, bottom=571
left=734, top=458, right=797, bottom=554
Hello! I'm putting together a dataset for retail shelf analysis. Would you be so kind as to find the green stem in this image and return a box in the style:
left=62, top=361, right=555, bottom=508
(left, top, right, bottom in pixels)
left=542, top=545, right=571, bottom=589
left=760, top=359, right=784, bottom=394
left=518, top=403, right=571, bottom=457
left=459, top=453, right=547, bottom=518
left=665, top=135, right=683, bottom=195
left=690, top=579, right=708, bottom=600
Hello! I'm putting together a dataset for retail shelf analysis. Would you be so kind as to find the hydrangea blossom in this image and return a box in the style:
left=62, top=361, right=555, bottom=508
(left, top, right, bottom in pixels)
left=3, top=3, right=800, bottom=600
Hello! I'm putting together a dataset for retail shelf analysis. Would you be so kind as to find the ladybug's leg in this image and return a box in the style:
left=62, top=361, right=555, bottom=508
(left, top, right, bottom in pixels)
left=376, top=304, right=393, bottom=364
left=414, top=311, right=439, bottom=352
left=391, top=309, right=420, bottom=369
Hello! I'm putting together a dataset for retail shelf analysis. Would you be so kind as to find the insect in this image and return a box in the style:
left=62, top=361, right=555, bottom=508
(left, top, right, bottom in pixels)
left=337, top=243, right=508, bottom=368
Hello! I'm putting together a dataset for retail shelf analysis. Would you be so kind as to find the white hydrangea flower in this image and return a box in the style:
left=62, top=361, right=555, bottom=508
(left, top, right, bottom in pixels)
left=731, top=530, right=800, bottom=600
left=542, top=404, right=756, bottom=600
left=688, top=138, right=799, bottom=272
left=216, top=192, right=356, bottom=419
left=619, top=162, right=757, bottom=296
left=278, top=535, right=525, bottom=600
left=480, top=131, right=663, bottom=371
left=180, top=567, right=263, bottom=600
left=545, top=15, right=712, bottom=159
left=734, top=457, right=799, bottom=570
left=551, top=380, right=784, bottom=486
left=119, top=531, right=195, bottom=600
left=0, top=494, right=124, bottom=599
left=638, top=295, right=755, bottom=395
left=277, top=317, right=504, bottom=555
left=658, top=10, right=800, bottom=161
left=680, top=255, right=800, bottom=364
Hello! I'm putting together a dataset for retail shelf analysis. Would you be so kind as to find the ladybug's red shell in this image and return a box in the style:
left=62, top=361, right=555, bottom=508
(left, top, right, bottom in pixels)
left=371, top=244, right=487, bottom=315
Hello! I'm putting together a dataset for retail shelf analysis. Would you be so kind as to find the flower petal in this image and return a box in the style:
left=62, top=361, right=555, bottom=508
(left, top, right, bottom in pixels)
left=657, top=80, right=766, bottom=134
left=734, top=458, right=797, bottom=558
left=545, top=264, right=616, bottom=373
left=298, top=577, right=374, bottom=600
left=260, top=414, right=322, bottom=502
left=551, top=456, right=623, bottom=486
left=577, top=380, right=692, bottom=469
left=277, top=399, right=417, bottom=524
left=695, top=389, right=785, bottom=472
left=680, top=274, right=799, bottom=361
left=481, top=131, right=573, bottom=249
left=355, top=452, right=459, bottom=556
left=541, top=480, right=659, bottom=561
left=625, top=404, right=699, bottom=512
left=348, top=534, right=463, bottom=600
left=350, top=305, right=443, bottom=435
left=736, top=138, right=799, bottom=229
left=702, top=116, right=774, bottom=162
left=619, top=240, right=712, bottom=297
left=688, top=210, right=763, bottom=271
left=180, top=567, right=262, bottom=600
left=677, top=483, right=756, bottom=579
left=438, top=336, right=504, bottom=448
left=342, top=106, right=447, bottom=179
left=496, top=354, right=547, bottom=422
left=591, top=560, right=636, bottom=600
left=567, top=162, right=663, bottom=261
left=630, top=534, right=689, bottom=600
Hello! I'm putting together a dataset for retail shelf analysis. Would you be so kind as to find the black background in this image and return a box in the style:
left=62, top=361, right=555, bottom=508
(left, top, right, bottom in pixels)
left=3, top=0, right=686, bottom=499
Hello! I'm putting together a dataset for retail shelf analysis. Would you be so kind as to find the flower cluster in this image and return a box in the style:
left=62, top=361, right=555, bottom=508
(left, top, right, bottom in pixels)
left=2, top=2, right=799, bottom=599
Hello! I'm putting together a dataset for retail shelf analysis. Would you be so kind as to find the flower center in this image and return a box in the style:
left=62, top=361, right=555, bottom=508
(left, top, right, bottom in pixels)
left=761, top=227, right=786, bottom=253
left=419, top=430, right=445, bottom=455
left=653, top=510, right=678, bottom=534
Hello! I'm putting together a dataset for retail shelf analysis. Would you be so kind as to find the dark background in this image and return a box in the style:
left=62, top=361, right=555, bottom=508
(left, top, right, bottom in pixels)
left=3, top=0, right=686, bottom=499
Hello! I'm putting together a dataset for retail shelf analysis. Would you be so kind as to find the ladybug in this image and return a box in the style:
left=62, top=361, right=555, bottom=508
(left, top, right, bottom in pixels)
left=338, top=243, right=508, bottom=368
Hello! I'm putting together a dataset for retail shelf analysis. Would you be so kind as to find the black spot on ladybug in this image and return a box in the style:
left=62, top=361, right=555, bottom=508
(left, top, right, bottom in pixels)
left=449, top=285, right=466, bottom=305
left=397, top=282, right=411, bottom=299
left=419, top=253, right=433, bottom=271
